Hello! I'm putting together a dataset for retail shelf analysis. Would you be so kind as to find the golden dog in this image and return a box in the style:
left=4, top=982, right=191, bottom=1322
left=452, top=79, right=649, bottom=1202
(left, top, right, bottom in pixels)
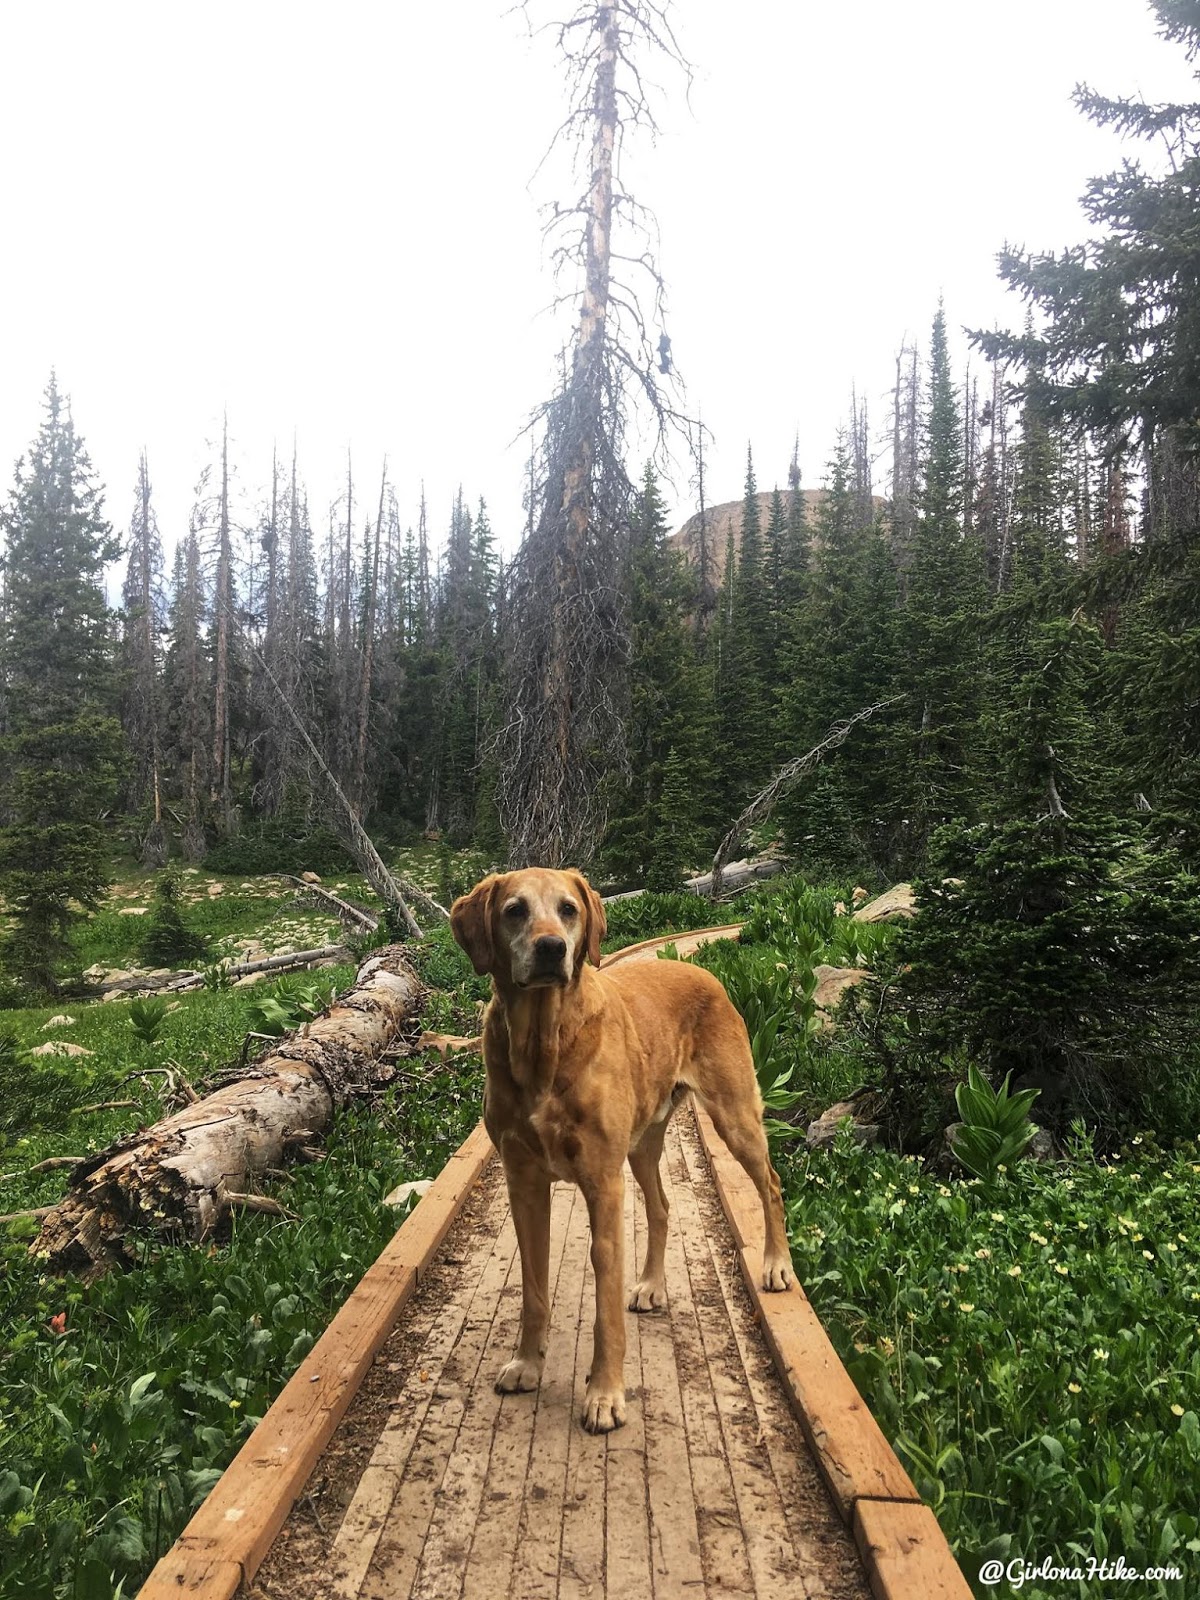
left=449, top=867, right=795, bottom=1433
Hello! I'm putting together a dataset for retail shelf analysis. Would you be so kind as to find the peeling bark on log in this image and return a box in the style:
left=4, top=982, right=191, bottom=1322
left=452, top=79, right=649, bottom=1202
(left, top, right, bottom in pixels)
left=31, top=946, right=423, bottom=1280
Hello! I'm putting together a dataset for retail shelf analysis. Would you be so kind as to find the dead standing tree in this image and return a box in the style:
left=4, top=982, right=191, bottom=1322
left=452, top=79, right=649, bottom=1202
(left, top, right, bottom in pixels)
left=493, top=2, right=692, bottom=868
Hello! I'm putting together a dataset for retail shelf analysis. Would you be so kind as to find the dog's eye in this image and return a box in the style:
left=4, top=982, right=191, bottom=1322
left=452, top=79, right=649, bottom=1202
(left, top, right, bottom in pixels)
left=504, top=901, right=527, bottom=920
left=559, top=901, right=578, bottom=919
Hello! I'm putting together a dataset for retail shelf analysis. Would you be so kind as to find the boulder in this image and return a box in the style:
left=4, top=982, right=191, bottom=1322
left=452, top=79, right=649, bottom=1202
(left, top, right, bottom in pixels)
left=806, top=1099, right=881, bottom=1150
left=812, top=964, right=873, bottom=1025
left=30, top=1041, right=94, bottom=1059
left=42, top=1015, right=76, bottom=1029
left=118, top=907, right=149, bottom=916
left=853, top=883, right=916, bottom=923
left=300, top=871, right=323, bottom=884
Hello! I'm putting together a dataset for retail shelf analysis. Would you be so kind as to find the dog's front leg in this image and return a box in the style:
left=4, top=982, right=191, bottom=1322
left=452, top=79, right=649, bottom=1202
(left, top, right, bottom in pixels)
left=496, top=1147, right=551, bottom=1395
left=581, top=1170, right=627, bottom=1433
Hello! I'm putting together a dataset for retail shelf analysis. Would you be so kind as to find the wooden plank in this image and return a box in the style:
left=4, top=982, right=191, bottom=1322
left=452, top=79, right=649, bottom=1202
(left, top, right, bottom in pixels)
left=406, top=1220, right=530, bottom=1600
left=460, top=1183, right=576, bottom=1599
left=634, top=1145, right=706, bottom=1599
left=505, top=1183, right=587, bottom=1600
left=853, top=1500, right=972, bottom=1600
left=668, top=1122, right=799, bottom=1599
left=660, top=1132, right=755, bottom=1597
left=691, top=1104, right=926, bottom=1524
left=558, top=1201, right=609, bottom=1600
left=675, top=1114, right=871, bottom=1600
left=604, top=1175, right=653, bottom=1599
left=137, top=1121, right=495, bottom=1600
left=323, top=1170, right=513, bottom=1599
left=361, top=1213, right=522, bottom=1600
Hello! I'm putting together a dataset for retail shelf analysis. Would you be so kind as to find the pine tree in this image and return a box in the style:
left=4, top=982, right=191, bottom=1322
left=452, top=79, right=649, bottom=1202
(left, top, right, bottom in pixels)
left=120, top=450, right=168, bottom=864
left=162, top=520, right=211, bottom=861
left=893, top=616, right=1200, bottom=1140
left=897, top=305, right=985, bottom=868
left=603, top=464, right=713, bottom=883
left=0, top=377, right=126, bottom=994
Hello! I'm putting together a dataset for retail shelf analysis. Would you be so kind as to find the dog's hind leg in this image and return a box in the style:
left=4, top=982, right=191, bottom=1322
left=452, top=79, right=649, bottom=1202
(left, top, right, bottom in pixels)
left=696, top=1087, right=795, bottom=1292
left=495, top=1146, right=552, bottom=1395
left=628, top=1115, right=671, bottom=1312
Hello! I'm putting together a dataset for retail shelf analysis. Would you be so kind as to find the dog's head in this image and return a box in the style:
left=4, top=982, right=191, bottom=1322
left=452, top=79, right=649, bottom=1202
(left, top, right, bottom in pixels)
left=449, top=867, right=606, bottom=989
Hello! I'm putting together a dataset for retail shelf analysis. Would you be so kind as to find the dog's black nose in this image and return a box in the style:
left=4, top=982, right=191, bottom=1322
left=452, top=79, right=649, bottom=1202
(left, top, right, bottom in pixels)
left=535, top=934, right=568, bottom=964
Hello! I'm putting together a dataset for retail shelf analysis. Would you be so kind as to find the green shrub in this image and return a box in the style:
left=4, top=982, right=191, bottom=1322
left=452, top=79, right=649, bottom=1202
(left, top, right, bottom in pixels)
left=139, top=870, right=209, bottom=969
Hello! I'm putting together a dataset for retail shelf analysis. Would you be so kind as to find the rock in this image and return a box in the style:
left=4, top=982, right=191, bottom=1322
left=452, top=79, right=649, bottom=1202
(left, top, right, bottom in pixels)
left=853, top=883, right=916, bottom=923
left=806, top=1100, right=880, bottom=1150
left=30, top=1041, right=94, bottom=1058
left=207, top=882, right=224, bottom=897
left=42, top=1015, right=76, bottom=1029
left=118, top=907, right=149, bottom=916
left=100, top=970, right=136, bottom=986
left=83, top=964, right=108, bottom=980
left=1026, top=1126, right=1057, bottom=1161
left=300, top=871, right=323, bottom=884
left=384, top=1178, right=433, bottom=1208
left=812, top=965, right=873, bottom=1027
left=101, top=990, right=130, bottom=1003
left=234, top=971, right=270, bottom=987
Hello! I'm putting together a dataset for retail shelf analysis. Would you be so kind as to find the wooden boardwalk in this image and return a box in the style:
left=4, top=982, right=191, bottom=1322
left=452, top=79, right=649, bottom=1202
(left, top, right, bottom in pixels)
left=250, top=1110, right=871, bottom=1600
left=143, top=924, right=969, bottom=1600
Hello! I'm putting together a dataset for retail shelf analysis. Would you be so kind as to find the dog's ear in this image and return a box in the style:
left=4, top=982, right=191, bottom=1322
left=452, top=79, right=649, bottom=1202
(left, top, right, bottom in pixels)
left=570, top=871, right=607, bottom=966
left=450, top=875, right=500, bottom=976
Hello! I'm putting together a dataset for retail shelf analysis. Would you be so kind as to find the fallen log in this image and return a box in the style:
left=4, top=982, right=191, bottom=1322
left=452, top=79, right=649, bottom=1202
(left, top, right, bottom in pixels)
left=31, top=945, right=423, bottom=1280
left=601, top=855, right=784, bottom=903
left=275, top=875, right=380, bottom=932
left=90, top=942, right=353, bottom=997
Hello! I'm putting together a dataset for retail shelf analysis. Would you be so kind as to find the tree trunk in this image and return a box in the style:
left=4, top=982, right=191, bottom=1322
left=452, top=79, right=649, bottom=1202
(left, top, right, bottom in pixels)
left=32, top=946, right=423, bottom=1279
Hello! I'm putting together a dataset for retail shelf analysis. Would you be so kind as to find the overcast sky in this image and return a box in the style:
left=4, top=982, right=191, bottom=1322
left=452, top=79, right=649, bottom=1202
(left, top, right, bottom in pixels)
left=0, top=0, right=1194, bottom=575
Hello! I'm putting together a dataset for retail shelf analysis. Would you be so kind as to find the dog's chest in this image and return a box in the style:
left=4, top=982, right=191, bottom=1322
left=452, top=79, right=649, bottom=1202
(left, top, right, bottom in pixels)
left=526, top=1100, right=586, bottom=1180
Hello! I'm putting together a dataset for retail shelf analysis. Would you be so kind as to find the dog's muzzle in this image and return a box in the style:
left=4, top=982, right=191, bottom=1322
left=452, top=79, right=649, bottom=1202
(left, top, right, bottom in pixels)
left=530, top=933, right=569, bottom=983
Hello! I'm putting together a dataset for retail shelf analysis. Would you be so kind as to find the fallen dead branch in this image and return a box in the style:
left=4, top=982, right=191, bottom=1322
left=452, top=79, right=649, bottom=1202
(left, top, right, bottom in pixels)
left=710, top=698, right=904, bottom=897
left=275, top=875, right=380, bottom=932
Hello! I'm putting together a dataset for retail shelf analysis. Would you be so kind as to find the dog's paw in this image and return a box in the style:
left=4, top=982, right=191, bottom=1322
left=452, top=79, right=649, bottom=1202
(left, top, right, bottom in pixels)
left=581, top=1382, right=626, bottom=1433
left=762, top=1257, right=794, bottom=1292
left=628, top=1278, right=667, bottom=1312
left=495, top=1356, right=543, bottom=1394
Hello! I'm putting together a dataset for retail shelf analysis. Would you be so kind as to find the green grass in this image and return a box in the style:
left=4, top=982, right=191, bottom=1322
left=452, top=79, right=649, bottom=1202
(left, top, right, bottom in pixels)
left=777, top=1130, right=1200, bottom=1598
